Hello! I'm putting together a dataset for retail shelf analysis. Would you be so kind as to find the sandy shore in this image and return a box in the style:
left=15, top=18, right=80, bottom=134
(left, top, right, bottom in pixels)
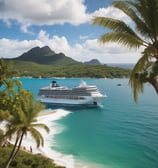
left=1, top=109, right=100, bottom=168
left=25, top=109, right=74, bottom=168
left=0, top=109, right=73, bottom=168
left=38, top=110, right=57, bottom=116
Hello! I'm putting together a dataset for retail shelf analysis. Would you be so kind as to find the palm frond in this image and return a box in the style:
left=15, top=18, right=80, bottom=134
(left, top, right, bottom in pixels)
left=99, top=32, right=142, bottom=49
left=129, top=50, right=153, bottom=102
left=112, top=1, right=152, bottom=39
left=31, top=123, right=50, bottom=133
left=0, top=110, right=10, bottom=121
left=136, top=0, right=158, bottom=39
left=113, top=0, right=158, bottom=42
left=92, top=17, right=144, bottom=48
left=29, top=127, right=44, bottom=147
left=5, top=127, right=20, bottom=140
left=92, top=17, right=136, bottom=35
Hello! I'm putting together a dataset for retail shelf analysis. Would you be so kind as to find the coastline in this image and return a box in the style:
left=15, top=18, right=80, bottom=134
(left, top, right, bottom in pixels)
left=35, top=109, right=106, bottom=168
left=1, top=109, right=105, bottom=168
left=23, top=109, right=74, bottom=168
left=0, top=109, right=73, bottom=168
left=2, top=78, right=157, bottom=168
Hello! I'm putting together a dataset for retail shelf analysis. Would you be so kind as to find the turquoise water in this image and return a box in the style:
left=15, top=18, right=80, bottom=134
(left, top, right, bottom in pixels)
left=20, top=78, right=158, bottom=168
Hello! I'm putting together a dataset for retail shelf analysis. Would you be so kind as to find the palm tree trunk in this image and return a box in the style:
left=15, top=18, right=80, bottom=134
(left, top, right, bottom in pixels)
left=5, top=132, right=25, bottom=168
left=5, top=135, right=20, bottom=168
left=12, top=132, right=25, bottom=161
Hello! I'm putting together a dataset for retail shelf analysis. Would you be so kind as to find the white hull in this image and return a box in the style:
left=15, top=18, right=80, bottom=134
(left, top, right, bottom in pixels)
left=39, top=96, right=105, bottom=106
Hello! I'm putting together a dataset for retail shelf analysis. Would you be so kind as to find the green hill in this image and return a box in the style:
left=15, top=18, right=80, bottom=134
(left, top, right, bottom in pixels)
left=4, top=46, right=131, bottom=78
left=12, top=46, right=81, bottom=66
left=84, top=59, right=102, bottom=65
left=11, top=62, right=130, bottom=78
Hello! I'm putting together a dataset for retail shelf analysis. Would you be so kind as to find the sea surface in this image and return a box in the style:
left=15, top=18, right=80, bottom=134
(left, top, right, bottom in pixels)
left=19, top=77, right=158, bottom=168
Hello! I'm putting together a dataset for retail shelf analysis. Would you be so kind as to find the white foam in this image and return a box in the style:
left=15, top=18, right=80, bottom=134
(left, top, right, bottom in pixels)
left=1, top=109, right=106, bottom=168
left=21, top=109, right=76, bottom=168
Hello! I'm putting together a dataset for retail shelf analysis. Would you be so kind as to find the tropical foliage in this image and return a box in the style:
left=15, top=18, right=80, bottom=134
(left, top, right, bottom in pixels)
left=11, top=60, right=130, bottom=78
left=0, top=59, right=19, bottom=122
left=92, top=0, right=158, bottom=102
left=0, top=59, right=50, bottom=168
left=0, top=145, right=65, bottom=168
left=4, top=90, right=49, bottom=168
left=0, top=59, right=16, bottom=86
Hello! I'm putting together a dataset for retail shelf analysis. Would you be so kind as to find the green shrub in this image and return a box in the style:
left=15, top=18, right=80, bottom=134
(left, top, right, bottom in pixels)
left=0, top=146, right=65, bottom=168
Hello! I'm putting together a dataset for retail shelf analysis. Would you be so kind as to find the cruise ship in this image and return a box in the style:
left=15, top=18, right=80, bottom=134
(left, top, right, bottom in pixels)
left=38, top=81, right=106, bottom=107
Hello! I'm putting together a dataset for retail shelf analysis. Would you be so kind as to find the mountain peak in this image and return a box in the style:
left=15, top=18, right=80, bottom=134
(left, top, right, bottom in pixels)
left=84, top=59, right=102, bottom=65
left=28, top=46, right=55, bottom=56
left=14, top=46, right=80, bottom=65
left=16, top=46, right=55, bottom=61
left=40, top=46, right=55, bottom=55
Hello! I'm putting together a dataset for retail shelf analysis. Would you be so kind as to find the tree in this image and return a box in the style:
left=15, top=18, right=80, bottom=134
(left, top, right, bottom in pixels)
left=0, top=59, right=16, bottom=86
left=0, top=59, right=49, bottom=168
left=92, top=0, right=158, bottom=102
left=4, top=90, right=49, bottom=168
left=0, top=59, right=19, bottom=121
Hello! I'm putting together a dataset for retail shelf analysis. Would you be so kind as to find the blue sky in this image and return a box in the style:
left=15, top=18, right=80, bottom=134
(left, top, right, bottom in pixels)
left=0, top=0, right=142, bottom=63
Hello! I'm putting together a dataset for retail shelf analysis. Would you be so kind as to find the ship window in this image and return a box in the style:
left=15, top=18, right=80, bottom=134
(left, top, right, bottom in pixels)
left=79, top=97, right=85, bottom=99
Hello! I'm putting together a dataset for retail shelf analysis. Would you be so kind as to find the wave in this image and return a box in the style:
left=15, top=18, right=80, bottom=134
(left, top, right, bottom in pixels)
left=0, top=108, right=108, bottom=168
left=21, top=108, right=75, bottom=168
left=37, top=109, right=109, bottom=168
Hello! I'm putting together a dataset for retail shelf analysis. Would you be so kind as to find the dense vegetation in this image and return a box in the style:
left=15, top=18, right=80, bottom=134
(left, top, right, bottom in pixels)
left=0, top=59, right=52, bottom=168
left=0, top=145, right=65, bottom=168
left=4, top=46, right=131, bottom=78
left=12, top=60, right=130, bottom=78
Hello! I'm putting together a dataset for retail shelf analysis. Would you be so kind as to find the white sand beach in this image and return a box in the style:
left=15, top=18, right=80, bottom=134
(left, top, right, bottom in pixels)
left=0, top=109, right=73, bottom=167
left=1, top=109, right=104, bottom=168
left=21, top=109, right=75, bottom=168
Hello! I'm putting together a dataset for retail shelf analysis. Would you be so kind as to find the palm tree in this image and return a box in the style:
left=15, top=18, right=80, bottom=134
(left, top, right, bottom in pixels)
left=0, top=59, right=16, bottom=87
left=92, top=0, right=158, bottom=102
left=4, top=89, right=49, bottom=168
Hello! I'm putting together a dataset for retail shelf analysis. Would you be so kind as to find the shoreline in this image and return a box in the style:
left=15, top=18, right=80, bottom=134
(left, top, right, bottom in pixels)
left=0, top=109, right=72, bottom=168
left=25, top=109, right=74, bottom=168
left=35, top=109, right=106, bottom=168
left=1, top=109, right=104, bottom=168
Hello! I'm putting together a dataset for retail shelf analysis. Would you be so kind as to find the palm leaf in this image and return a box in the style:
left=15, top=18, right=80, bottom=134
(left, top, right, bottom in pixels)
left=29, top=127, right=44, bottom=147
left=99, top=32, right=142, bottom=49
left=92, top=17, right=144, bottom=48
left=129, top=50, right=153, bottom=102
left=92, top=17, right=136, bottom=35
left=112, top=0, right=158, bottom=42
left=112, top=1, right=151, bottom=39
left=31, top=123, right=50, bottom=133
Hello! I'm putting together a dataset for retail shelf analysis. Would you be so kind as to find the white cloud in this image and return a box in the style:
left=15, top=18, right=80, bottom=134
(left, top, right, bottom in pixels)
left=91, top=6, right=131, bottom=24
left=0, top=0, right=132, bottom=33
left=0, top=0, right=89, bottom=32
left=0, top=38, right=43, bottom=58
left=66, top=39, right=142, bottom=63
left=37, top=30, right=70, bottom=52
left=0, top=1, right=142, bottom=63
left=0, top=30, right=142, bottom=63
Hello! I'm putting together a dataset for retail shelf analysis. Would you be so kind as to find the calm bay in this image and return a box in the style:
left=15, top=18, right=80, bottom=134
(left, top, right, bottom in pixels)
left=20, top=77, right=158, bottom=168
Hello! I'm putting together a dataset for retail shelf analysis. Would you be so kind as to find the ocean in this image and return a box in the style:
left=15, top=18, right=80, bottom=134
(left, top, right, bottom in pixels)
left=19, top=78, right=158, bottom=168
